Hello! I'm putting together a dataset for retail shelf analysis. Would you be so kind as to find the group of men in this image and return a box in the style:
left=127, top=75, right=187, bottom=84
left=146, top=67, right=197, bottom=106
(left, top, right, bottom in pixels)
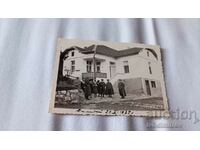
left=74, top=77, right=126, bottom=100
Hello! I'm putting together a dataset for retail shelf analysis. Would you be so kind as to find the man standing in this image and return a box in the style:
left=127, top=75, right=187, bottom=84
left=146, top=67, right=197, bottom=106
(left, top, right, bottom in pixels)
left=83, top=78, right=91, bottom=100
left=105, top=79, right=114, bottom=98
left=118, top=79, right=126, bottom=99
left=93, top=80, right=98, bottom=98
left=89, top=79, right=94, bottom=98
left=99, top=79, right=106, bottom=98
left=96, top=80, right=100, bottom=97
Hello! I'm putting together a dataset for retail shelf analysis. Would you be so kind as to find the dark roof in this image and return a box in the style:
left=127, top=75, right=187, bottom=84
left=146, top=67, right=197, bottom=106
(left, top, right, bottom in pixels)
left=64, top=45, right=157, bottom=59
left=94, top=45, right=120, bottom=58
left=114, top=47, right=142, bottom=58
left=76, top=45, right=143, bottom=58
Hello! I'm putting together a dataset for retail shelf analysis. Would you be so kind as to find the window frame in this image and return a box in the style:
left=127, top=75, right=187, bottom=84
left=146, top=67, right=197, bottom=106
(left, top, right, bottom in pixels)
left=148, top=62, right=152, bottom=74
left=151, top=81, right=156, bottom=88
left=96, top=61, right=101, bottom=73
left=71, top=51, right=75, bottom=57
left=123, top=61, right=130, bottom=74
left=86, top=60, right=92, bottom=73
left=71, top=60, right=75, bottom=72
left=147, top=51, right=150, bottom=57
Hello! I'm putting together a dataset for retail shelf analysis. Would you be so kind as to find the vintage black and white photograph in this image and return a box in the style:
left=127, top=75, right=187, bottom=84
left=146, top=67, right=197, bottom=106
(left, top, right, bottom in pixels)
left=49, top=39, right=169, bottom=116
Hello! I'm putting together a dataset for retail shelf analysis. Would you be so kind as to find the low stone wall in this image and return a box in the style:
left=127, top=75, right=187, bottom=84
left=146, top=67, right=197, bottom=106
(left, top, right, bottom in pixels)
left=55, top=89, right=85, bottom=104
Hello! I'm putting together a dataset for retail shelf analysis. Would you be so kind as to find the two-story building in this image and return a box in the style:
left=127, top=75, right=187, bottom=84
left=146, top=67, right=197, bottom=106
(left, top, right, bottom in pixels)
left=62, top=44, right=162, bottom=97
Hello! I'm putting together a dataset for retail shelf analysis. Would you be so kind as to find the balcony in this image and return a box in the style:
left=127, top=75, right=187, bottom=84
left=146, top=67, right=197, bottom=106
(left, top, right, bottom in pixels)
left=82, top=72, right=107, bottom=79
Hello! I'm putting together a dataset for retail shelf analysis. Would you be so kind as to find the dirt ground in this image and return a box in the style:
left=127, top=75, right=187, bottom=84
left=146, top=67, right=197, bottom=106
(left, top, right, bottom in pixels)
left=55, top=94, right=164, bottom=111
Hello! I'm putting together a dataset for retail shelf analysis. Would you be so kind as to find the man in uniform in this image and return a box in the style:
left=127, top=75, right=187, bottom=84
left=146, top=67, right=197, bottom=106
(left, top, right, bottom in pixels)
left=105, top=79, right=114, bottom=98
left=118, top=79, right=126, bottom=99
left=83, top=78, right=91, bottom=100
left=99, top=79, right=106, bottom=98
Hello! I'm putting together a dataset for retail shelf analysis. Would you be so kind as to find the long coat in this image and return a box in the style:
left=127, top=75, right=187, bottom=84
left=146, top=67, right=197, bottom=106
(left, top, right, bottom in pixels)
left=118, top=81, right=126, bottom=97
left=99, top=81, right=106, bottom=94
left=105, top=82, right=114, bottom=95
left=92, top=82, right=98, bottom=94
left=83, top=78, right=91, bottom=98
left=96, top=81, right=100, bottom=94
left=85, top=84, right=91, bottom=96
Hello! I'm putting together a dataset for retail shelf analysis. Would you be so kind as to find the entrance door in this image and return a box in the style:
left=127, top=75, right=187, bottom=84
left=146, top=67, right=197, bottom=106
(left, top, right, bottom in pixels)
left=145, top=80, right=151, bottom=96
left=109, top=62, right=116, bottom=78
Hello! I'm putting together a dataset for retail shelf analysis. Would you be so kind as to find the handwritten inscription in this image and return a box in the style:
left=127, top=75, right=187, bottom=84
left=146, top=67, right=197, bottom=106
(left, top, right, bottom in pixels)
left=76, top=109, right=140, bottom=116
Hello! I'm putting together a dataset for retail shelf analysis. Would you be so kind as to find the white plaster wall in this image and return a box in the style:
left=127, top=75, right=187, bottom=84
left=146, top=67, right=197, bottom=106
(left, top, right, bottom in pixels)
left=63, top=49, right=86, bottom=78
left=63, top=48, right=163, bottom=85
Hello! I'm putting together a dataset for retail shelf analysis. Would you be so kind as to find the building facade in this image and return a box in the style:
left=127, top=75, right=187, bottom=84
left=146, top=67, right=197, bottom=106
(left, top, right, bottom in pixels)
left=62, top=45, right=162, bottom=97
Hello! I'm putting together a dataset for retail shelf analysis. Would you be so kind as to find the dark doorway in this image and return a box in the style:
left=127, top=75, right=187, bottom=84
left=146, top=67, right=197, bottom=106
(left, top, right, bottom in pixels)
left=145, top=80, right=151, bottom=96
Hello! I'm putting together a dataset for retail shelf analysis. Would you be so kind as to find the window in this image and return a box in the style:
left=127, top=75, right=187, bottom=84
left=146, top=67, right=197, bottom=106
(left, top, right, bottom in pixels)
left=147, top=51, right=149, bottom=56
left=123, top=61, right=129, bottom=73
left=71, top=60, right=75, bottom=72
left=148, top=62, right=152, bottom=74
left=110, top=62, right=115, bottom=65
left=96, top=61, right=101, bottom=72
left=87, top=61, right=92, bottom=72
left=124, top=66, right=129, bottom=73
left=71, top=51, right=74, bottom=57
left=110, top=62, right=116, bottom=78
left=151, top=81, right=156, bottom=88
